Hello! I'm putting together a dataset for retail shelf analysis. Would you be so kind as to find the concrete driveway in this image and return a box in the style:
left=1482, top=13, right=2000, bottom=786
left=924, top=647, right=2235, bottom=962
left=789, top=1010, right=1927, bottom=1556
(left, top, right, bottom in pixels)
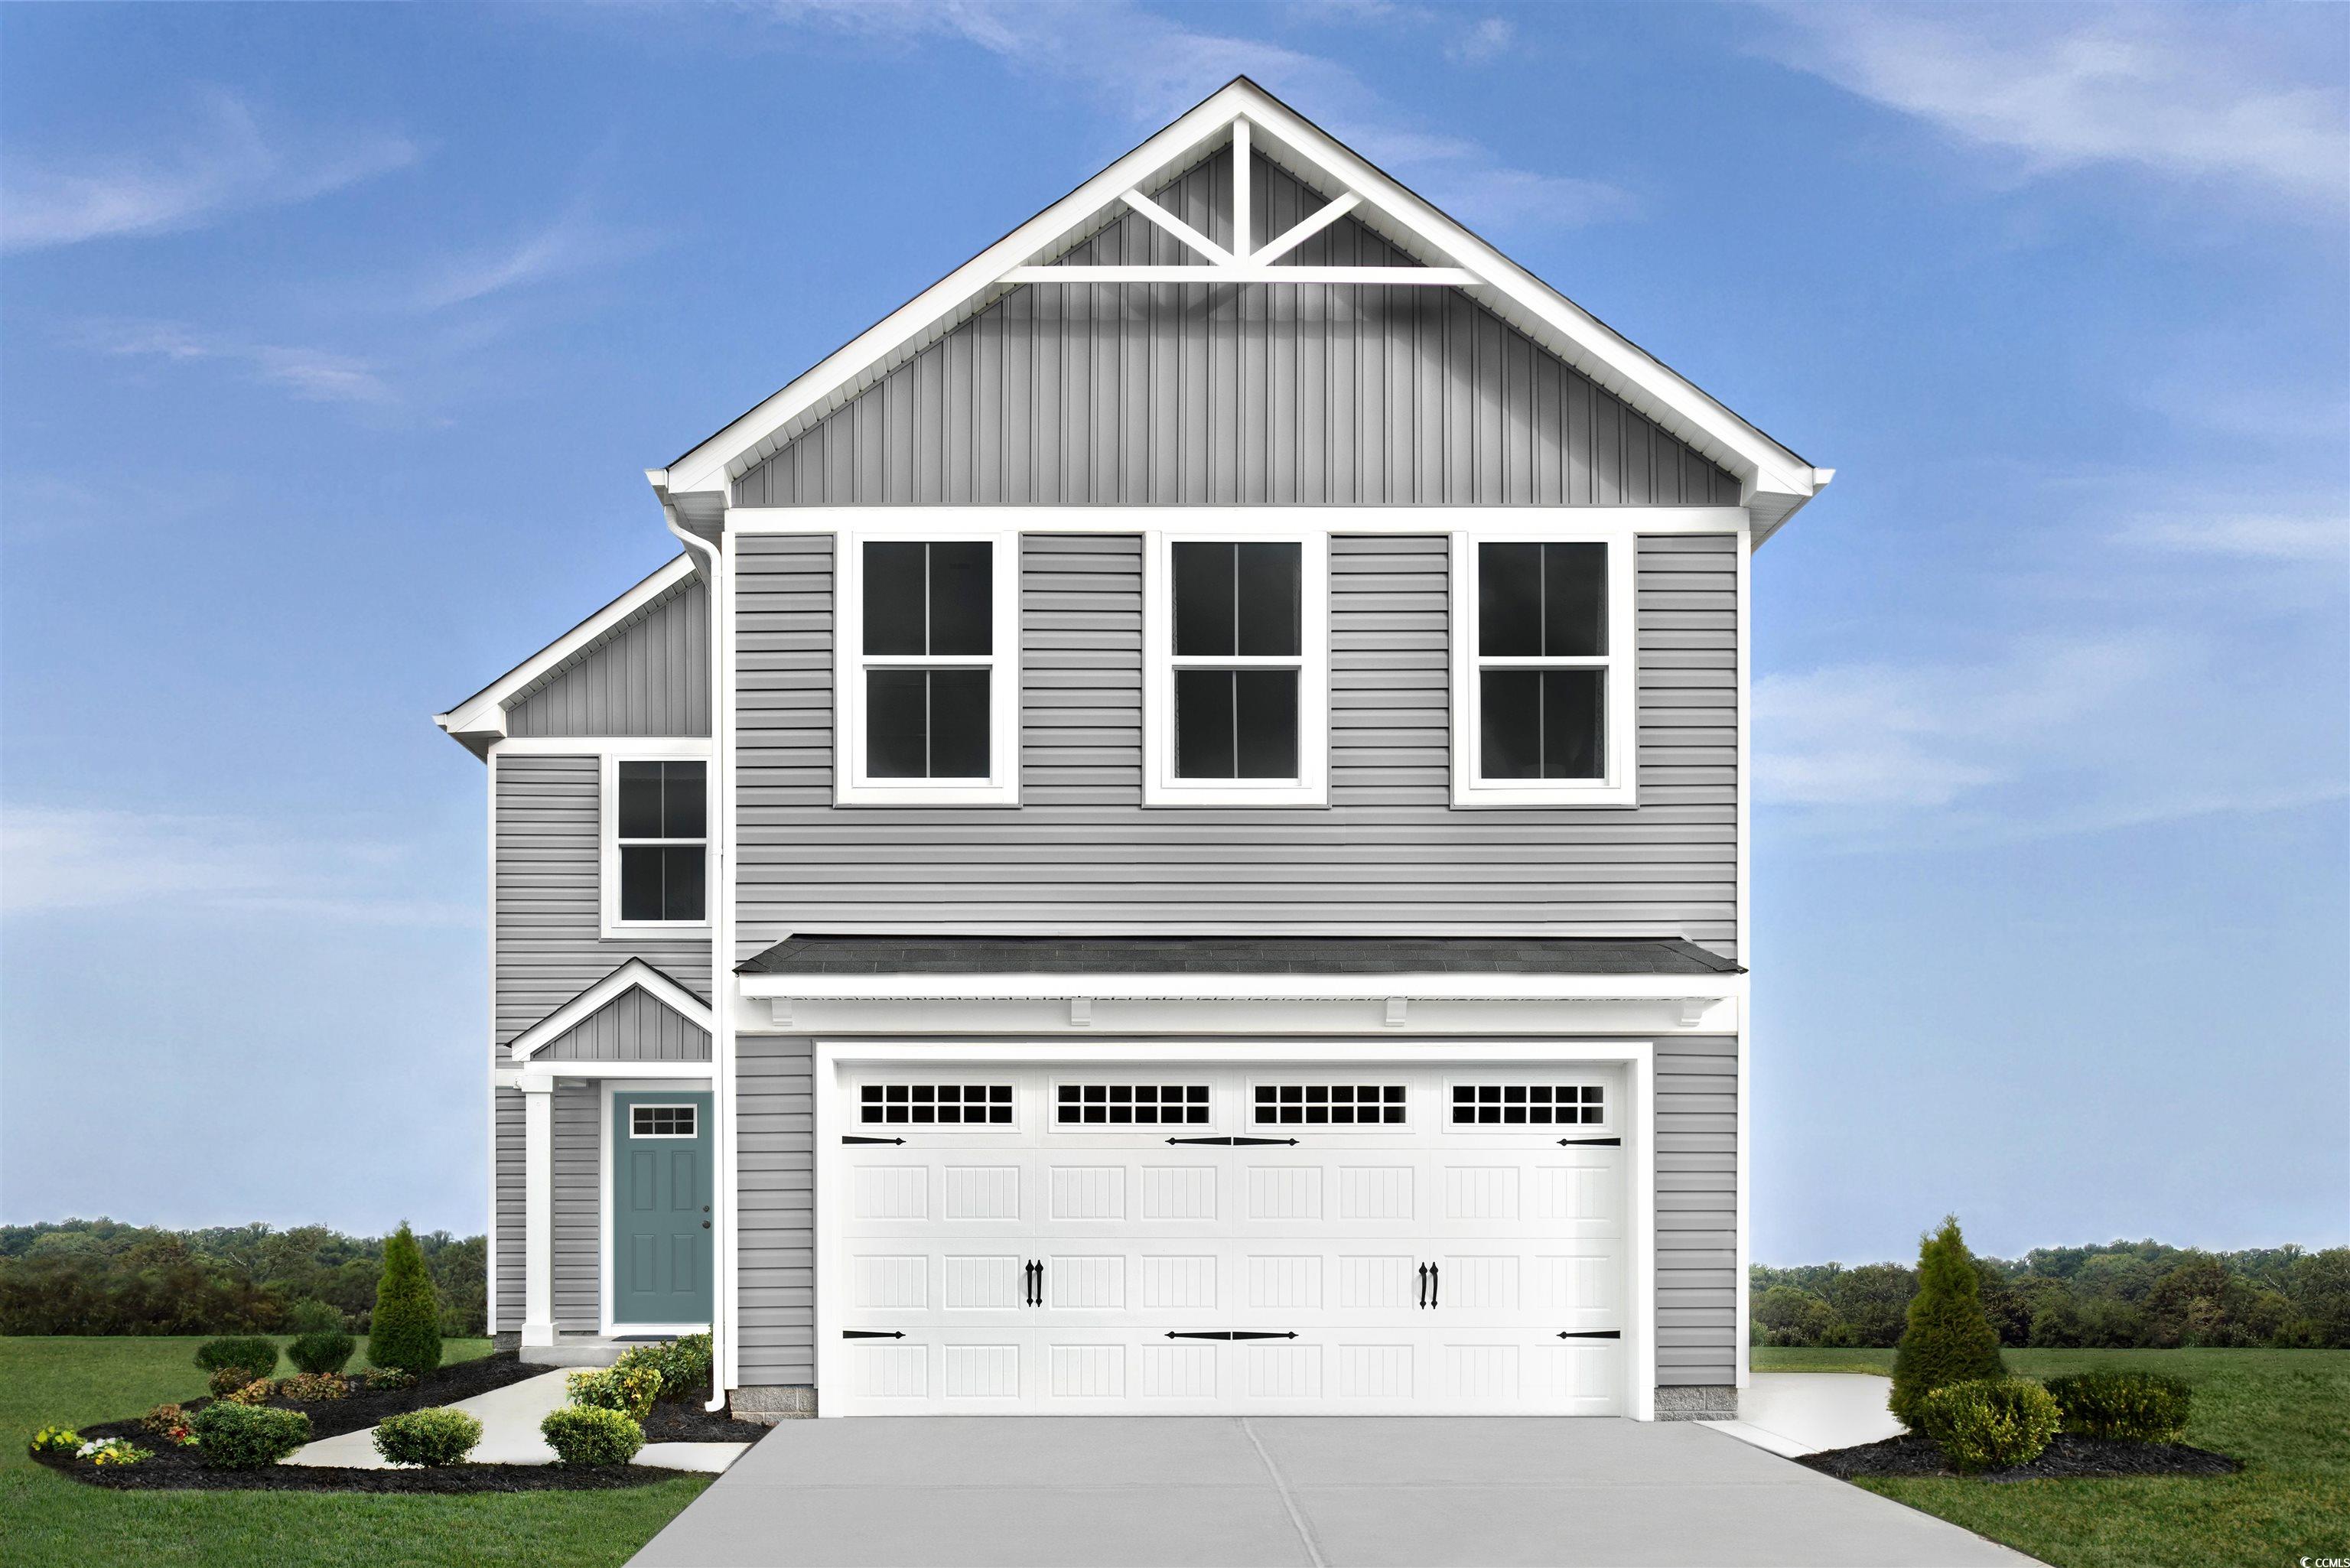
left=630, top=1417, right=2029, bottom=1567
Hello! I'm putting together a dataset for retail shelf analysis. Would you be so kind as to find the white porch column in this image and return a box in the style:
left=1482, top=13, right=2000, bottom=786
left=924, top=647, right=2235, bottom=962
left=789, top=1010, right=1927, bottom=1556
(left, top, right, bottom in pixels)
left=520, top=1078, right=555, bottom=1347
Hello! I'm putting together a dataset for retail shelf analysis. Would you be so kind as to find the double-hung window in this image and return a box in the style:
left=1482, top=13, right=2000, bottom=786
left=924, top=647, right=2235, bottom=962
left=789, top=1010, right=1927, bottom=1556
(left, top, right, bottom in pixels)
left=1144, top=532, right=1328, bottom=805
left=838, top=532, right=1017, bottom=805
left=1451, top=532, right=1636, bottom=806
left=603, top=755, right=708, bottom=931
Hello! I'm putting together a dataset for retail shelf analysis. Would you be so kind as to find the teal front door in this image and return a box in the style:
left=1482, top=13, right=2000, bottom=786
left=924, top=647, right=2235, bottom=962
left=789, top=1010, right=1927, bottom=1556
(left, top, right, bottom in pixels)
left=611, top=1091, right=714, bottom=1326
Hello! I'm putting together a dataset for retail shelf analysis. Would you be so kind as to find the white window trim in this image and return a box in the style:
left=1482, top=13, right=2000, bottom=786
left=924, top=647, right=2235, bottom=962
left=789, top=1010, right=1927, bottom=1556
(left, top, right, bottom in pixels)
left=834, top=528, right=1020, bottom=806
left=1142, top=528, right=1329, bottom=807
left=1449, top=528, right=1639, bottom=808
left=600, top=749, right=714, bottom=937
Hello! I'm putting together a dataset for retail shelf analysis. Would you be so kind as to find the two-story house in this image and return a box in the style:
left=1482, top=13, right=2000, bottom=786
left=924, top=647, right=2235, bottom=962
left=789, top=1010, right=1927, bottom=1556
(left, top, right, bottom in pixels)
left=435, top=79, right=1829, bottom=1424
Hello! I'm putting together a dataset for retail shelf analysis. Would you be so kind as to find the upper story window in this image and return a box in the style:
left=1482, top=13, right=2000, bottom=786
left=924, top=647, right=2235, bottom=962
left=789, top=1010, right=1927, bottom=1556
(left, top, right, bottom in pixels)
left=1144, top=532, right=1328, bottom=806
left=1450, top=532, right=1636, bottom=808
left=604, top=755, right=708, bottom=931
left=837, top=532, right=1018, bottom=805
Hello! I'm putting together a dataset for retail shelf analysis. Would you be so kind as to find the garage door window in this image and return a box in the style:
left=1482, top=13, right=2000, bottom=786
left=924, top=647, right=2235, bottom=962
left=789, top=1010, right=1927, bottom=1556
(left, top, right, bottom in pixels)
left=1450, top=1083, right=1606, bottom=1127
left=1056, top=1083, right=1211, bottom=1126
left=1254, top=1084, right=1407, bottom=1127
left=859, top=1084, right=1014, bottom=1126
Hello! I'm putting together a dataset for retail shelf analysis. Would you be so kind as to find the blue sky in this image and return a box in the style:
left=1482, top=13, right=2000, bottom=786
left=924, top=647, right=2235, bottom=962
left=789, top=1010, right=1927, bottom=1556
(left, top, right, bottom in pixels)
left=3, top=2, right=2343, bottom=1265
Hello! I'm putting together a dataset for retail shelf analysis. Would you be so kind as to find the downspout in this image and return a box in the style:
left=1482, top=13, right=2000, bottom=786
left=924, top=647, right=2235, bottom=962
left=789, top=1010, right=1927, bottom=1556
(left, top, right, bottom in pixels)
left=659, top=491, right=732, bottom=1416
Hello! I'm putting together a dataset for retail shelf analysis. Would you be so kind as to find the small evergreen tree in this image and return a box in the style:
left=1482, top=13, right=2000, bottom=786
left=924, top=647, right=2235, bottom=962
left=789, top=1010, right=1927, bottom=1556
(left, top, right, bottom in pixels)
left=1889, top=1215, right=2006, bottom=1430
left=368, top=1222, right=443, bottom=1377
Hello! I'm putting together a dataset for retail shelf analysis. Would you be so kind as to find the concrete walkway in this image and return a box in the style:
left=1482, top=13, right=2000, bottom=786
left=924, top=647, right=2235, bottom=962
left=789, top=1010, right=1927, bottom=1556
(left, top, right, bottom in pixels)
left=287, top=1368, right=750, bottom=1474
left=630, top=1416, right=2029, bottom=1567
left=1703, top=1372, right=1904, bottom=1459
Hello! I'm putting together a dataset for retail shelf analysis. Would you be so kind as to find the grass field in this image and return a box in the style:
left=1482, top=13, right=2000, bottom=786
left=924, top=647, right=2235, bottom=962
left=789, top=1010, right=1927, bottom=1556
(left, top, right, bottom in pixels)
left=1754, top=1346, right=2350, bottom=1568
left=0, top=1335, right=708, bottom=1568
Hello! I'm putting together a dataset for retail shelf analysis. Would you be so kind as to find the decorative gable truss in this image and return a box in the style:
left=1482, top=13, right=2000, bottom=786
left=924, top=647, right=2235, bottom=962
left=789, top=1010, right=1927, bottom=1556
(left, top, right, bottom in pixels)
left=506, top=959, right=714, bottom=1063
left=653, top=77, right=1829, bottom=539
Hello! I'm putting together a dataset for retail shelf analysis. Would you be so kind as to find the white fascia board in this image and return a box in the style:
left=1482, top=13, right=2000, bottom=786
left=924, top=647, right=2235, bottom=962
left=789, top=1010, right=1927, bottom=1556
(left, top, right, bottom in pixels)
left=436, top=554, right=701, bottom=741
left=508, top=958, right=716, bottom=1060
left=737, top=971, right=1743, bottom=1003
left=660, top=78, right=1825, bottom=519
left=659, top=83, right=1252, bottom=497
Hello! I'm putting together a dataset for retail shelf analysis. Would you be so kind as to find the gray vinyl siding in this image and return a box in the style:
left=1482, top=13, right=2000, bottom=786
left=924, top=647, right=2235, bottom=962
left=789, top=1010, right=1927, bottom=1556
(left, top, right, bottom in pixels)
left=1655, top=1033, right=1737, bottom=1385
left=494, top=1088, right=523, bottom=1331
left=735, top=1036, right=815, bottom=1387
left=493, top=753, right=711, bottom=1050
left=506, top=578, right=710, bottom=738
left=555, top=1086, right=599, bottom=1329
left=735, top=155, right=1736, bottom=509
left=732, top=532, right=1736, bottom=958
left=539, top=984, right=711, bottom=1062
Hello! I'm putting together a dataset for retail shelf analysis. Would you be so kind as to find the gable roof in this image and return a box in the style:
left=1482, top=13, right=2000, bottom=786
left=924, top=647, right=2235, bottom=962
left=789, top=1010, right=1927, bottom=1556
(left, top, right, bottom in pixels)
left=649, top=76, right=1829, bottom=540
left=506, top=959, right=714, bottom=1061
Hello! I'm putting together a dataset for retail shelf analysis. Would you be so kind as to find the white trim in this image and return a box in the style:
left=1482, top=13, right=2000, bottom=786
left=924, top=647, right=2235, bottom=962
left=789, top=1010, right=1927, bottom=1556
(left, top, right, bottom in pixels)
left=485, top=751, right=500, bottom=1336
left=812, top=1037, right=1658, bottom=1422
left=599, top=750, right=714, bottom=938
left=740, top=971, right=1737, bottom=1004
left=725, top=506, right=1746, bottom=538
left=714, top=525, right=741, bottom=1397
left=437, top=555, right=700, bottom=742
left=1142, top=529, right=1329, bottom=807
left=1733, top=516, right=1753, bottom=1385
left=508, top=960, right=717, bottom=1061
left=489, top=736, right=714, bottom=758
left=598, top=1080, right=717, bottom=1338
left=653, top=80, right=1822, bottom=528
left=1449, top=529, right=1638, bottom=808
left=1001, top=265, right=1481, bottom=285
left=513, top=1059, right=714, bottom=1091
left=833, top=528, right=1022, bottom=806
left=521, top=1078, right=555, bottom=1348
left=626, top=1102, right=702, bottom=1139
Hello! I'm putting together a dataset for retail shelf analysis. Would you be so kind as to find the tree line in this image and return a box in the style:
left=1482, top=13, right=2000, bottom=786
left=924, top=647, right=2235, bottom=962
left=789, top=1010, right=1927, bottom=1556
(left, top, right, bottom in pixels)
left=0, top=1218, right=485, bottom=1337
left=1753, top=1238, right=2350, bottom=1350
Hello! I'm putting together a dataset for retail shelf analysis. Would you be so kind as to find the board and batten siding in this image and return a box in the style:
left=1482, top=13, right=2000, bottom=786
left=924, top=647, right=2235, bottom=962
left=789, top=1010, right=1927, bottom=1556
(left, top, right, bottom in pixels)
left=735, top=1036, right=815, bottom=1387
left=492, top=753, right=711, bottom=1051
left=1655, top=1033, right=1737, bottom=1386
left=736, top=156, right=1736, bottom=510
left=731, top=532, right=1736, bottom=956
left=538, top=984, right=711, bottom=1063
left=505, top=577, right=710, bottom=738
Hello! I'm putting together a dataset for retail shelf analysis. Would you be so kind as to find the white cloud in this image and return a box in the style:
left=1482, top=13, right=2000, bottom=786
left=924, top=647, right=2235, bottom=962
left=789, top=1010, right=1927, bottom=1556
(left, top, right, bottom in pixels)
left=412, top=203, right=662, bottom=311
left=0, top=804, right=468, bottom=926
left=84, top=320, right=395, bottom=407
left=765, top=2, right=1634, bottom=234
left=2121, top=509, right=2350, bottom=564
left=1447, top=17, right=1516, bottom=67
left=1764, top=5, right=2349, bottom=216
left=0, top=89, right=417, bottom=253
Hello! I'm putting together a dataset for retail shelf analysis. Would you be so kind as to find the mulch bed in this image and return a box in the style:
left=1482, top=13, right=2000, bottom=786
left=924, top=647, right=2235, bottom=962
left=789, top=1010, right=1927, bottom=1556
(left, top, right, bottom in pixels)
left=29, top=1352, right=724, bottom=1493
left=1801, top=1433, right=2242, bottom=1483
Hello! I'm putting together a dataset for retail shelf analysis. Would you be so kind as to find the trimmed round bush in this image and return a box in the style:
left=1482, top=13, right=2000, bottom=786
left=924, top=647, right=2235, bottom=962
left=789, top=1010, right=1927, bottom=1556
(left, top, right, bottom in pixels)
left=373, top=1407, right=483, bottom=1467
left=288, top=1329, right=356, bottom=1376
left=540, top=1405, right=643, bottom=1468
left=610, top=1333, right=713, bottom=1403
left=368, top=1222, right=443, bottom=1378
left=1920, top=1378, right=2061, bottom=1474
left=190, top=1402, right=311, bottom=1469
left=566, top=1365, right=660, bottom=1420
left=2045, top=1369, right=2192, bottom=1442
left=1889, top=1218, right=2007, bottom=1430
left=194, top=1335, right=281, bottom=1378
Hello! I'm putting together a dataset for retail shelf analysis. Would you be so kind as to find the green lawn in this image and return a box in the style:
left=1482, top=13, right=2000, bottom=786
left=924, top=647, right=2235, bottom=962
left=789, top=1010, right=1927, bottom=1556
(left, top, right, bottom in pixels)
left=1, top=1336, right=709, bottom=1568
left=1753, top=1346, right=2350, bottom=1568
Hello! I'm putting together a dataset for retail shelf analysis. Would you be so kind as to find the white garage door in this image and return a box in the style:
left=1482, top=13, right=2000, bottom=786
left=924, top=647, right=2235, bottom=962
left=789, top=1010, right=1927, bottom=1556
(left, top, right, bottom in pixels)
left=828, top=1063, right=1627, bottom=1415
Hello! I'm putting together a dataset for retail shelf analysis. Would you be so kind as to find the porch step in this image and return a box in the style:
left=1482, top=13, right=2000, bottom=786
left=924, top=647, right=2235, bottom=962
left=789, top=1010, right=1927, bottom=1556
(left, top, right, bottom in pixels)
left=519, top=1335, right=675, bottom=1368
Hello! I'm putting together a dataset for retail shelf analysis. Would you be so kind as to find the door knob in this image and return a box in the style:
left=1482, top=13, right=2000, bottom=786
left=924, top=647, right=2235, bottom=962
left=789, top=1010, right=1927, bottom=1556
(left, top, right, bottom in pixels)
left=701, top=1220, right=711, bottom=1229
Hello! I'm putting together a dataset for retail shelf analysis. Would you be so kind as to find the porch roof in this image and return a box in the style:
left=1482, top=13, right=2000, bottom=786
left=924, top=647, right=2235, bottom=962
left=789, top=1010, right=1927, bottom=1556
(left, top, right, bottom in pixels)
left=735, top=935, right=1743, bottom=978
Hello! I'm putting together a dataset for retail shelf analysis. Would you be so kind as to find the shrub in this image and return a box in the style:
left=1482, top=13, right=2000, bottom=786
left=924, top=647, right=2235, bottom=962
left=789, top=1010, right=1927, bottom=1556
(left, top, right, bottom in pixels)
left=194, top=1335, right=281, bottom=1379
left=611, top=1333, right=714, bottom=1403
left=567, top=1365, right=660, bottom=1420
left=540, top=1405, right=643, bottom=1468
left=286, top=1297, right=345, bottom=1333
left=361, top=1365, right=418, bottom=1392
left=28, top=1425, right=82, bottom=1456
left=191, top=1402, right=311, bottom=1469
left=277, top=1372, right=349, bottom=1403
left=2044, top=1369, right=2192, bottom=1442
left=373, top=1407, right=483, bottom=1467
left=142, top=1404, right=188, bottom=1437
left=288, top=1329, right=356, bottom=1376
left=368, top=1223, right=443, bottom=1377
left=207, top=1365, right=265, bottom=1398
left=225, top=1377, right=275, bottom=1407
left=1889, top=1216, right=2007, bottom=1430
left=1920, top=1378, right=2061, bottom=1473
